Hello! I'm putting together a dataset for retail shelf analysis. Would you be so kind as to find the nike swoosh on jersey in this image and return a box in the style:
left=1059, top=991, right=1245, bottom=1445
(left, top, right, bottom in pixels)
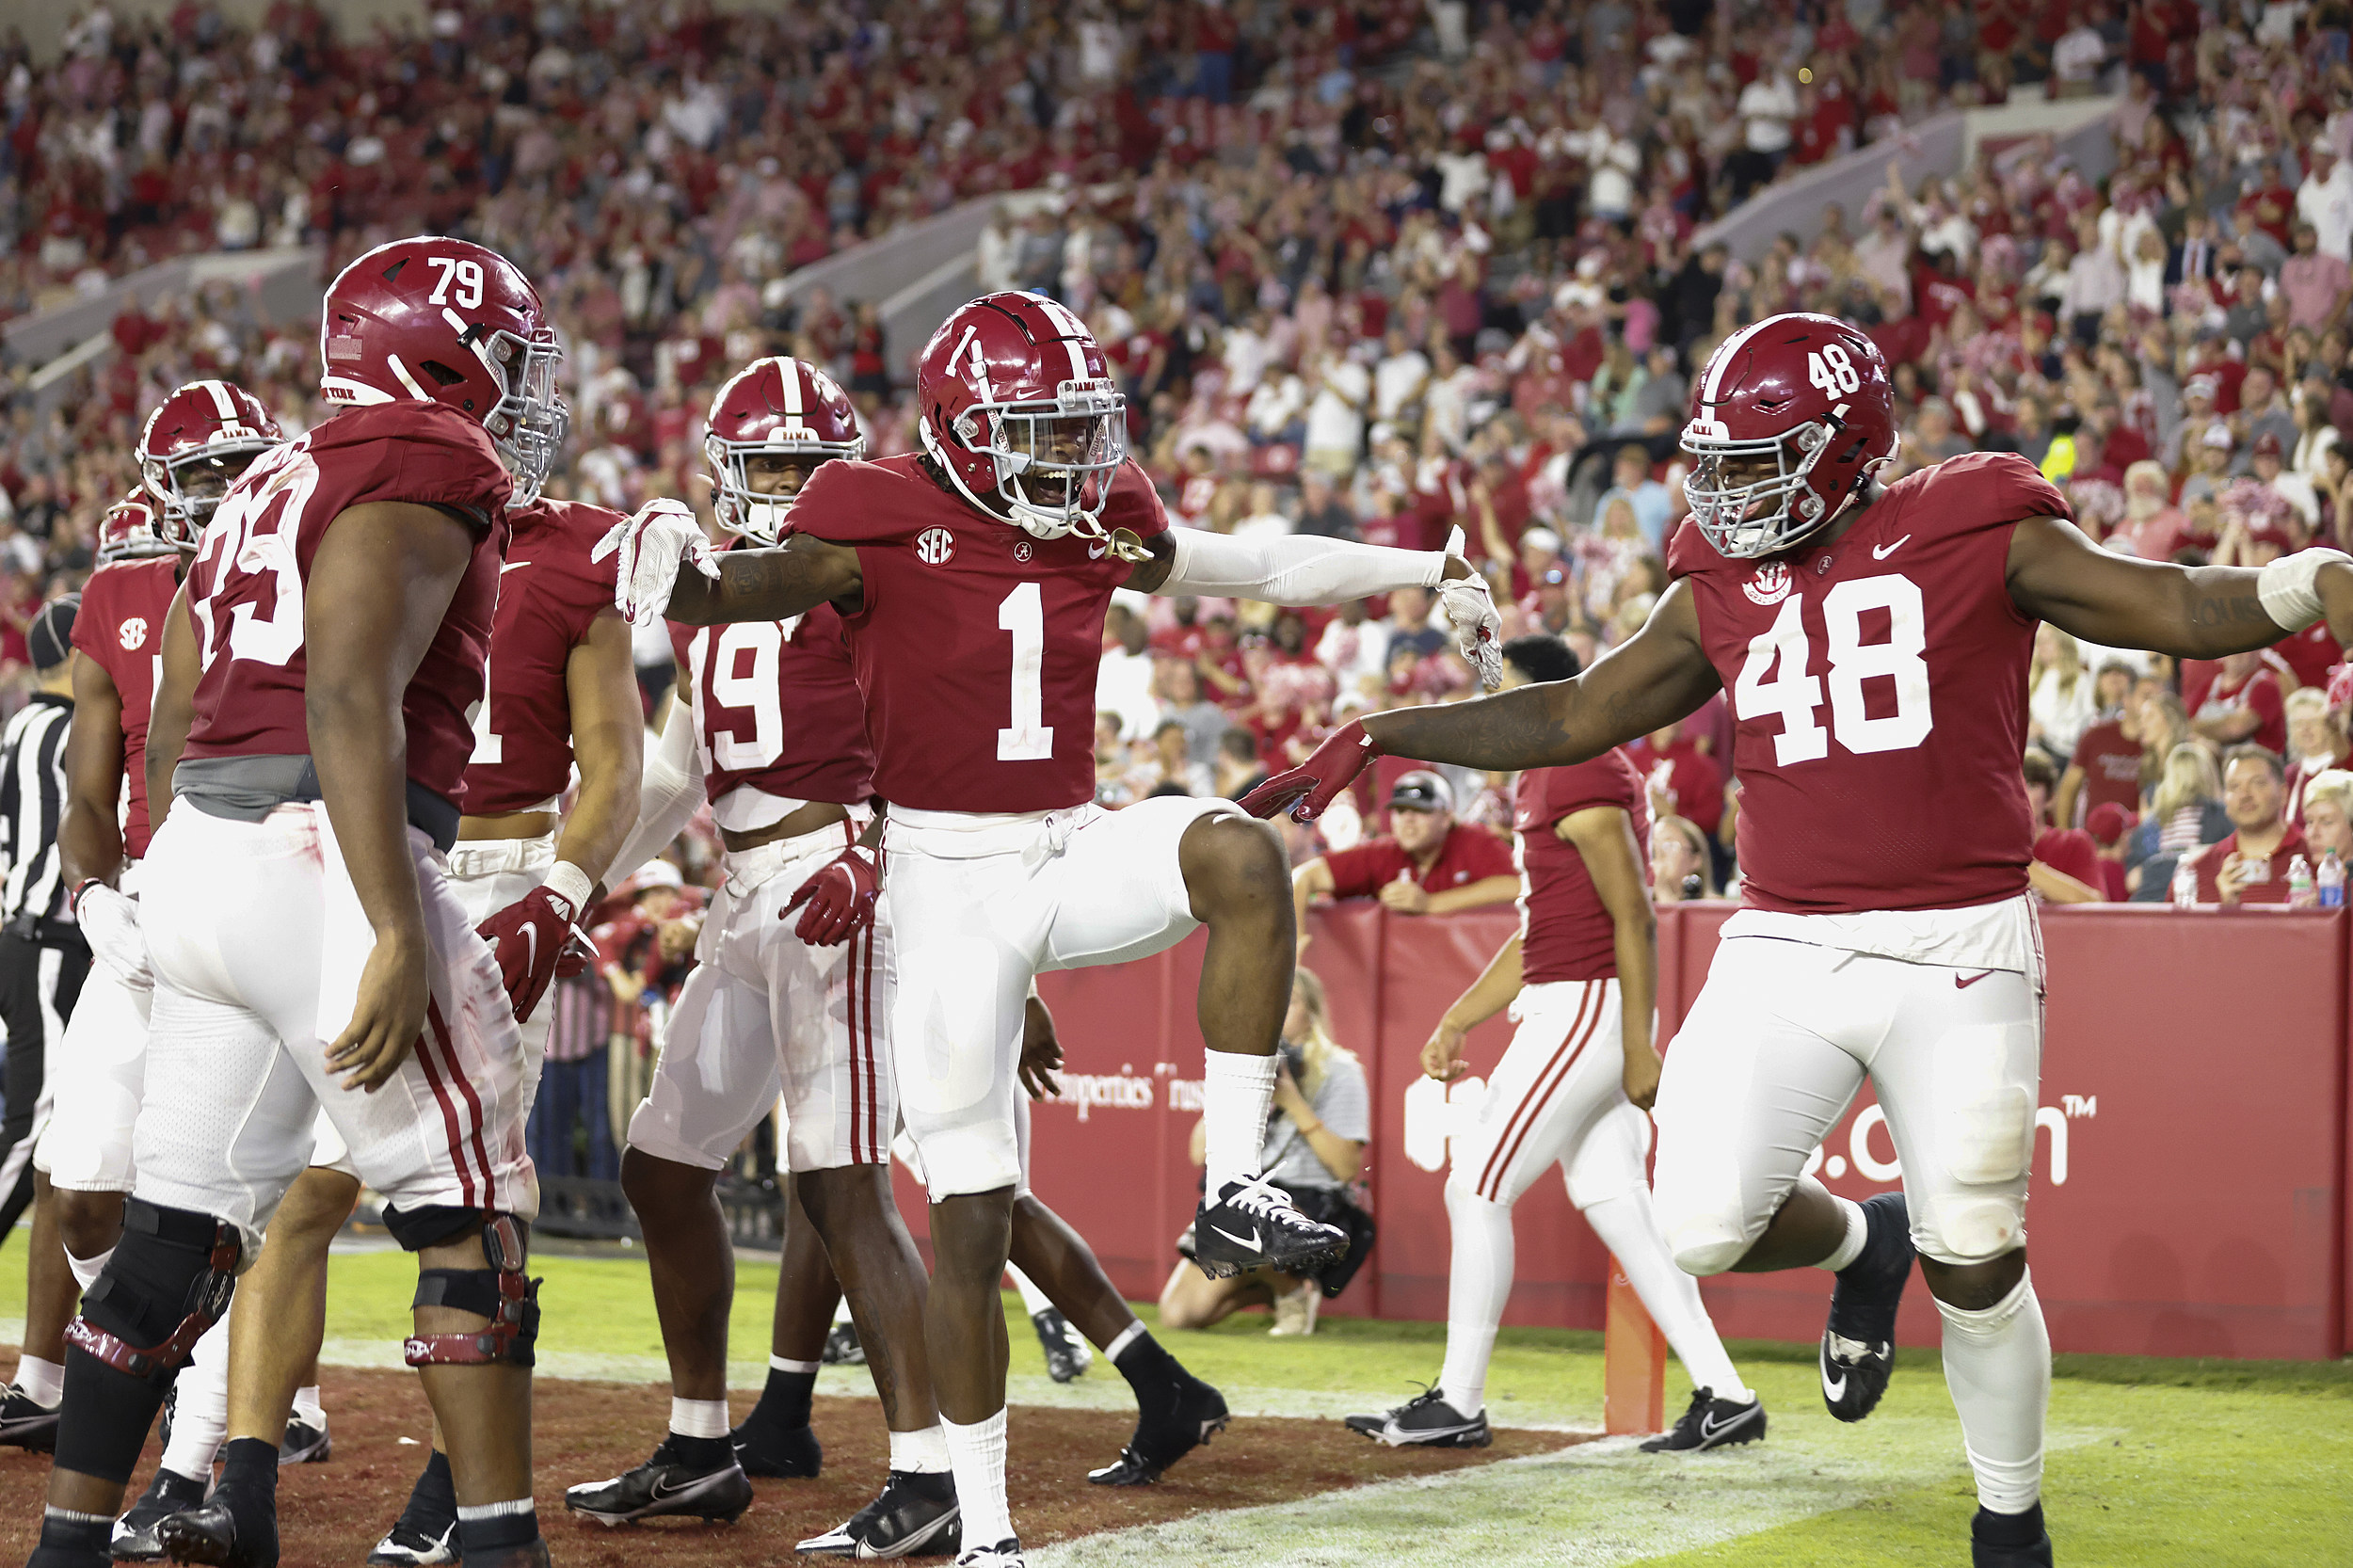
left=1087, top=541, right=1108, bottom=559
left=1210, top=1225, right=1265, bottom=1253
left=1870, top=535, right=1912, bottom=560
left=500, top=560, right=533, bottom=574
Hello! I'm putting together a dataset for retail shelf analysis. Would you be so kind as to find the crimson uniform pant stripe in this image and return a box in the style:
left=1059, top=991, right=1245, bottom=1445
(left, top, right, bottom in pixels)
left=428, top=999, right=497, bottom=1207
left=860, top=924, right=880, bottom=1162
left=410, top=1014, right=478, bottom=1208
left=843, top=924, right=863, bottom=1162
left=1478, top=984, right=1606, bottom=1203
left=1474, top=983, right=1594, bottom=1197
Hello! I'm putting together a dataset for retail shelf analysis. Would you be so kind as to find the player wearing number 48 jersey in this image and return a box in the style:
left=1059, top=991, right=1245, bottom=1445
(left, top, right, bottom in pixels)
left=596, top=291, right=1505, bottom=1568
left=1243, top=312, right=2353, bottom=1568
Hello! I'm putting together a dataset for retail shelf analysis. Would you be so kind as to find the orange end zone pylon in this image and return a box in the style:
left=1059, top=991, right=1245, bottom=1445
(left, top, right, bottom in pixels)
left=1602, top=1254, right=1666, bottom=1435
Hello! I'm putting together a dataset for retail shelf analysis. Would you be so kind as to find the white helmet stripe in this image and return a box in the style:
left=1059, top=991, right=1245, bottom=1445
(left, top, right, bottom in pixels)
left=777, top=360, right=803, bottom=418
left=200, top=379, right=237, bottom=419
left=385, top=354, right=433, bottom=402
left=1030, top=295, right=1092, bottom=340
left=1702, top=317, right=1776, bottom=407
left=1064, top=339, right=1090, bottom=383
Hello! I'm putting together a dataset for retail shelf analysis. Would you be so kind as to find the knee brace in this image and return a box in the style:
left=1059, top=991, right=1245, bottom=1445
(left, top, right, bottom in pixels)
left=403, top=1214, right=540, bottom=1368
left=64, top=1199, right=239, bottom=1382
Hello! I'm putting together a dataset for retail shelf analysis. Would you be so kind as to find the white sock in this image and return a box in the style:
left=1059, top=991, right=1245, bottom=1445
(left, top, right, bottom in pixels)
left=669, top=1397, right=731, bottom=1440
left=1817, top=1193, right=1868, bottom=1272
left=292, top=1384, right=324, bottom=1423
left=1103, top=1321, right=1144, bottom=1362
left=830, top=1297, right=854, bottom=1327
left=64, top=1246, right=112, bottom=1296
left=941, top=1409, right=1013, bottom=1548
left=1936, top=1270, right=2050, bottom=1514
left=1202, top=1051, right=1277, bottom=1196
left=12, top=1354, right=62, bottom=1409
left=770, top=1354, right=820, bottom=1375
left=1583, top=1187, right=1753, bottom=1404
left=1005, top=1263, right=1053, bottom=1318
left=1437, top=1177, right=1511, bottom=1417
left=456, top=1498, right=535, bottom=1520
left=888, top=1423, right=951, bottom=1475
left=162, top=1315, right=232, bottom=1480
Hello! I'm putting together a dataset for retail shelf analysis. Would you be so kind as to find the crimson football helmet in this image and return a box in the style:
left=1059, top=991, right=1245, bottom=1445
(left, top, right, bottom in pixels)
left=136, top=379, right=283, bottom=546
left=318, top=235, right=568, bottom=502
left=915, top=291, right=1125, bottom=541
left=1681, top=312, right=1897, bottom=558
left=96, top=490, right=175, bottom=565
left=704, top=357, right=866, bottom=546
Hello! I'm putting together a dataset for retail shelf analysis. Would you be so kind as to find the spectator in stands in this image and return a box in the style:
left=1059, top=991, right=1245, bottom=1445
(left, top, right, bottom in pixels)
left=1157, top=659, right=1229, bottom=775
left=532, top=968, right=620, bottom=1182
left=2057, top=661, right=2149, bottom=828
left=2028, top=627, right=2100, bottom=767
left=1150, top=717, right=1214, bottom=797
left=1289, top=771, right=1518, bottom=952
left=2023, top=752, right=2105, bottom=904
left=2285, top=686, right=2350, bottom=822
left=2127, top=742, right=2233, bottom=893
left=2297, top=141, right=2353, bottom=263
left=2085, top=803, right=2135, bottom=903
left=2281, top=224, right=2352, bottom=333
left=1625, top=718, right=1723, bottom=847
left=1899, top=396, right=1972, bottom=473
left=2297, top=770, right=2353, bottom=872
left=1651, top=814, right=1715, bottom=904
left=1731, top=63, right=1798, bottom=202
left=2191, top=647, right=2289, bottom=755
left=2189, top=746, right=2308, bottom=906
left=1162, top=968, right=1368, bottom=1336
left=1597, top=444, right=1674, bottom=551
left=1212, top=728, right=1267, bottom=802
left=1097, top=603, right=1161, bottom=742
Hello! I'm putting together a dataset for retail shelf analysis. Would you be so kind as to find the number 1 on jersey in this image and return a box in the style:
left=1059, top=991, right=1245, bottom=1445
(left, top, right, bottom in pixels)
left=997, top=583, right=1053, bottom=762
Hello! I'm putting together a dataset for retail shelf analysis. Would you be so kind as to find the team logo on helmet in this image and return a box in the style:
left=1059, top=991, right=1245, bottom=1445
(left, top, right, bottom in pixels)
left=916, top=527, right=955, bottom=566
left=1743, top=562, right=1793, bottom=606
left=118, top=617, right=149, bottom=651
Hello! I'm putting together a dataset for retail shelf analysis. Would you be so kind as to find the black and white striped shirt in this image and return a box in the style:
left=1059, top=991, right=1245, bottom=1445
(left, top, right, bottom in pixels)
left=0, top=693, right=74, bottom=931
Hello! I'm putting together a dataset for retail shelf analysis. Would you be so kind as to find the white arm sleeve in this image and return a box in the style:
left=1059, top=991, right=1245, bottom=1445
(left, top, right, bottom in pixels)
left=607, top=697, right=707, bottom=881
left=1157, top=525, right=1448, bottom=606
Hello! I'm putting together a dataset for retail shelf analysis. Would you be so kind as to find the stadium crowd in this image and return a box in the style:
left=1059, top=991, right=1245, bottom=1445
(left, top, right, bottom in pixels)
left=3, top=0, right=2353, bottom=1168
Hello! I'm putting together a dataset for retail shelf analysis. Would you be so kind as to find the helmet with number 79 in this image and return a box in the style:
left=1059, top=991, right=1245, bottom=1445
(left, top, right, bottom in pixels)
left=704, top=357, right=866, bottom=546
left=317, top=234, right=568, bottom=503
left=915, top=291, right=1126, bottom=543
left=136, top=379, right=283, bottom=547
left=1680, top=312, right=1897, bottom=559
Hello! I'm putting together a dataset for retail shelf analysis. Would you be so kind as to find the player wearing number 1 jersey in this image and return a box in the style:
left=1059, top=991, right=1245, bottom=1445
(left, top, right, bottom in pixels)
left=24, top=236, right=565, bottom=1568
left=596, top=291, right=1506, bottom=1568
left=1242, top=312, right=2353, bottom=1568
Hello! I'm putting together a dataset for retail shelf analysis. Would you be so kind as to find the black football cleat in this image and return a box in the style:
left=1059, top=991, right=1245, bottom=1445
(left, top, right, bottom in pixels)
left=793, top=1469, right=959, bottom=1558
left=1343, top=1386, right=1492, bottom=1448
left=152, top=1489, right=279, bottom=1568
left=276, top=1409, right=329, bottom=1466
left=730, top=1414, right=822, bottom=1479
left=1821, top=1192, right=1914, bottom=1423
left=822, top=1320, right=866, bottom=1366
left=1031, top=1307, right=1092, bottom=1384
left=0, top=1381, right=60, bottom=1452
left=1639, top=1386, right=1767, bottom=1452
left=110, top=1467, right=209, bottom=1561
left=1972, top=1502, right=2055, bottom=1566
left=1192, top=1176, right=1347, bottom=1280
left=1088, top=1371, right=1231, bottom=1484
left=562, top=1438, right=754, bottom=1526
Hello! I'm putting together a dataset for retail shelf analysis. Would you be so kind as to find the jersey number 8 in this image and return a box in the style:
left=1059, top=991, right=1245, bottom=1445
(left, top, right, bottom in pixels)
left=1734, top=575, right=1932, bottom=764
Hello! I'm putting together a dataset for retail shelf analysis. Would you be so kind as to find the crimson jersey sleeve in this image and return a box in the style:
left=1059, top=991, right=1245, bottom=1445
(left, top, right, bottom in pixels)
left=72, top=557, right=181, bottom=858
left=1514, top=751, right=1648, bottom=983
left=181, top=402, right=511, bottom=808
left=460, top=497, right=619, bottom=815
left=1671, top=451, right=2065, bottom=915
left=1322, top=840, right=1407, bottom=899
left=788, top=455, right=1161, bottom=813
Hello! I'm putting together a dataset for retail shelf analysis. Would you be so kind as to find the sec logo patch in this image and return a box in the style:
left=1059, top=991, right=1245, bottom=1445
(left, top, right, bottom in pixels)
left=916, top=527, right=955, bottom=566
left=118, top=616, right=149, bottom=651
left=1741, top=562, right=1792, bottom=606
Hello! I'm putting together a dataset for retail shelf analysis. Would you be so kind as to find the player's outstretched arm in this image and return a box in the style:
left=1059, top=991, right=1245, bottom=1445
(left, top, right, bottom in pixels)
left=2007, top=515, right=2353, bottom=658
left=307, top=500, right=479, bottom=1092
left=143, top=581, right=200, bottom=838
left=58, top=650, right=127, bottom=890
left=662, top=533, right=865, bottom=626
left=1241, top=583, right=1721, bottom=822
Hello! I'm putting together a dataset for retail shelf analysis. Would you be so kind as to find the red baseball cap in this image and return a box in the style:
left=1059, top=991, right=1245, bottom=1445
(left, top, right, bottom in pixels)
left=2086, top=802, right=2133, bottom=847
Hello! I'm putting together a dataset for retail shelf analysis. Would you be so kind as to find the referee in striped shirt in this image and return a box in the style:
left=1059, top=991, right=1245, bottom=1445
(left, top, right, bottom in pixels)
left=0, top=597, right=88, bottom=1246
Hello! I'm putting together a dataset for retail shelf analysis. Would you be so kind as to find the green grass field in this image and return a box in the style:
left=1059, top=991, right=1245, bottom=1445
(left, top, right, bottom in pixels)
left=2, top=1235, right=2346, bottom=1565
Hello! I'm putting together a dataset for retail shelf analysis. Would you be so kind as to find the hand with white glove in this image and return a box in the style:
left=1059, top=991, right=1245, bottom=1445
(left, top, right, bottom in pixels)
left=71, top=880, right=151, bottom=990
left=1439, top=526, right=1505, bottom=692
left=591, top=497, right=721, bottom=626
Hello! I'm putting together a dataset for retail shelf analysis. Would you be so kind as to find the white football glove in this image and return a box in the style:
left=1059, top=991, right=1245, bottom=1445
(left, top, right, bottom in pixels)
left=72, top=881, right=151, bottom=991
left=591, top=498, right=720, bottom=626
left=1438, top=526, right=1505, bottom=692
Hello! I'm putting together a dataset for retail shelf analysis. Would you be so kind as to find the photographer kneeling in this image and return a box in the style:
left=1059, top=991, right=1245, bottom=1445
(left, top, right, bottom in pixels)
left=1160, top=969, right=1370, bottom=1336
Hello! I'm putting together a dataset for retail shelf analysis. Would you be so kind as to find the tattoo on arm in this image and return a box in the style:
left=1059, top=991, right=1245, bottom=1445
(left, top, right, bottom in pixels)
left=2187, top=591, right=2270, bottom=630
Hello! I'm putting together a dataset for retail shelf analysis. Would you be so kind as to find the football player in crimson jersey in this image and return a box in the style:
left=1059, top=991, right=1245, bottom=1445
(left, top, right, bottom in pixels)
left=1242, top=312, right=2353, bottom=1568
left=1346, top=633, right=1760, bottom=1456
left=25, top=237, right=565, bottom=1568
left=596, top=291, right=1504, bottom=1568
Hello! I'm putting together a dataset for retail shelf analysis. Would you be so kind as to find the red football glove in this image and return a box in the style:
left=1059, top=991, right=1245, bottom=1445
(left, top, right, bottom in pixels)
left=475, top=886, right=582, bottom=1023
left=1237, top=720, right=1386, bottom=824
left=783, top=845, right=881, bottom=946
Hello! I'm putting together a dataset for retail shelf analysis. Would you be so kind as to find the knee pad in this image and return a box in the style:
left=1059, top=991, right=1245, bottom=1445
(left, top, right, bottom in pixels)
left=65, top=1199, right=239, bottom=1382
left=403, top=1214, right=540, bottom=1368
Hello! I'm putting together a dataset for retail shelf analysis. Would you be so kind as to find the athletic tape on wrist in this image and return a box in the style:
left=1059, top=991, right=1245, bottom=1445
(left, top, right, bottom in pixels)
left=2256, top=547, right=2351, bottom=632
left=541, top=860, right=596, bottom=914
